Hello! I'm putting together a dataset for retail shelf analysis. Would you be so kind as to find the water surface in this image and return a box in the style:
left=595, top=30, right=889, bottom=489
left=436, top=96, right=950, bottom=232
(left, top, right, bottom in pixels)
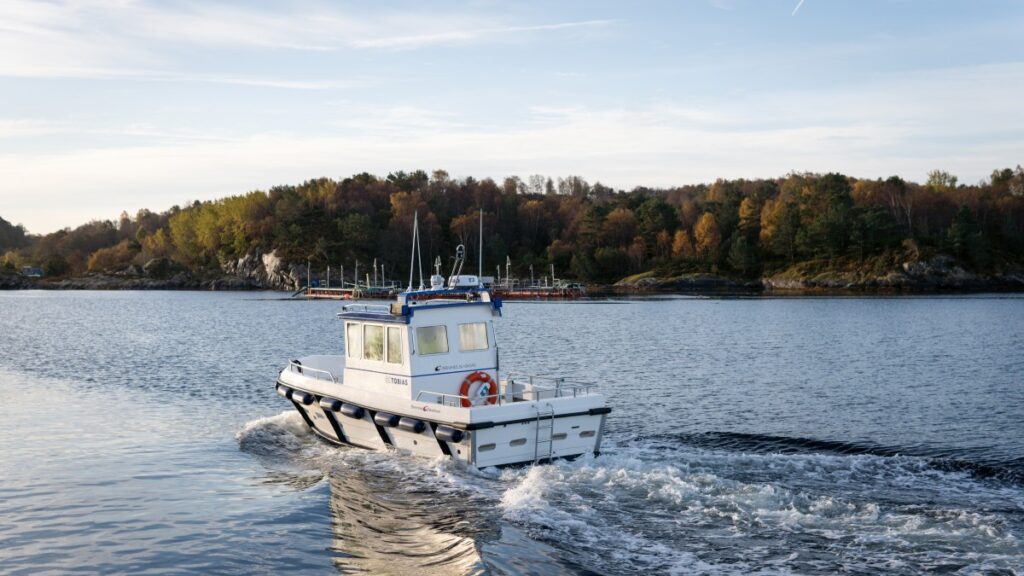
left=1, top=291, right=1022, bottom=574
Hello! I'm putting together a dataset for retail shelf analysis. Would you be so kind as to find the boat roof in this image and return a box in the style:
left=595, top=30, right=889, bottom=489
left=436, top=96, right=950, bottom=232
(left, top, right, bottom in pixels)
left=337, top=287, right=502, bottom=324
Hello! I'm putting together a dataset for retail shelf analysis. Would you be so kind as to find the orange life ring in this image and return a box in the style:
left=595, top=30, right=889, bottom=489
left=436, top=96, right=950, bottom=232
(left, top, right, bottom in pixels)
left=459, top=371, right=497, bottom=408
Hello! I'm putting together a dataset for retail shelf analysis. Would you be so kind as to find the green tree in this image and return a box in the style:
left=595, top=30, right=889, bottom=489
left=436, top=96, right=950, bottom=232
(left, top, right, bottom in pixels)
left=927, top=169, right=958, bottom=190
left=727, top=234, right=759, bottom=276
left=43, top=254, right=70, bottom=277
left=635, top=197, right=679, bottom=245
left=798, top=173, right=853, bottom=259
left=0, top=216, right=28, bottom=252
left=947, top=205, right=988, bottom=267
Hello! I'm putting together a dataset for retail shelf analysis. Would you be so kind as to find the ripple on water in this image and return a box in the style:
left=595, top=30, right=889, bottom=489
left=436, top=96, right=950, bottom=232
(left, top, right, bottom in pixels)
left=233, top=411, right=1024, bottom=575
left=2, top=292, right=1024, bottom=575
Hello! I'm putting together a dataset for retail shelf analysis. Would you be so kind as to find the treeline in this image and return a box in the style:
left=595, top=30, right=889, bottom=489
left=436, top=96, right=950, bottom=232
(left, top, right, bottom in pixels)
left=3, top=167, right=1024, bottom=283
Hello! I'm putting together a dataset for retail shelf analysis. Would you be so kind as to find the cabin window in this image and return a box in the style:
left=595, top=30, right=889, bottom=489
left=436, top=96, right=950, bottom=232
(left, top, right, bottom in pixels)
left=386, top=326, right=403, bottom=364
left=416, top=325, right=448, bottom=355
left=459, top=322, right=488, bottom=351
left=346, top=322, right=361, bottom=359
left=363, top=324, right=384, bottom=361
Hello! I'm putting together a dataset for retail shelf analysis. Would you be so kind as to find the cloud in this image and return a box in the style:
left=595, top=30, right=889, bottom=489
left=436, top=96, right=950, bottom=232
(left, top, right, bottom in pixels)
left=5, top=62, right=1023, bottom=233
left=0, top=1, right=613, bottom=81
left=350, top=19, right=612, bottom=50
left=0, top=119, right=67, bottom=138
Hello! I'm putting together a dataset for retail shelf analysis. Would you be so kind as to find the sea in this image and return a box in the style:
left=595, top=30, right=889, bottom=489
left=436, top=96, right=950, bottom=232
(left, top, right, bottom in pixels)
left=0, top=290, right=1022, bottom=575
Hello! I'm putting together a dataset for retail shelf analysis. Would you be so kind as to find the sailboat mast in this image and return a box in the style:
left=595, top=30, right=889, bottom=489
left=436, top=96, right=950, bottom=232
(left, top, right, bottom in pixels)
left=408, top=212, right=418, bottom=291
left=416, top=214, right=424, bottom=289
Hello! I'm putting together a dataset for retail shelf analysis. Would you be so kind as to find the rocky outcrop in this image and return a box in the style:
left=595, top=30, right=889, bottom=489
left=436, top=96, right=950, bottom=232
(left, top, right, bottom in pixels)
left=220, top=250, right=302, bottom=290
left=613, top=255, right=1024, bottom=295
left=37, top=272, right=267, bottom=291
left=262, top=251, right=304, bottom=290
left=614, top=273, right=761, bottom=293
left=761, top=255, right=1024, bottom=292
left=2, top=249, right=301, bottom=291
left=0, top=271, right=32, bottom=289
left=143, top=258, right=174, bottom=277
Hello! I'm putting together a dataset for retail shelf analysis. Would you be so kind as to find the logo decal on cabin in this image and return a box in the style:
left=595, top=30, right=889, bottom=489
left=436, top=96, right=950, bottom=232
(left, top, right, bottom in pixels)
left=435, top=363, right=474, bottom=372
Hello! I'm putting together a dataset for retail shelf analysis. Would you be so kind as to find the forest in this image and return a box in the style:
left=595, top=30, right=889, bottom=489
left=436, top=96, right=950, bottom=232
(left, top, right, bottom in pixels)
left=3, top=166, right=1024, bottom=286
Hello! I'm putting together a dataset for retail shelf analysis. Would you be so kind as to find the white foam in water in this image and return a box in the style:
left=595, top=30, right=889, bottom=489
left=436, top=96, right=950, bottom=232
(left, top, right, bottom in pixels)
left=236, top=412, right=1024, bottom=574
left=493, top=439, right=1024, bottom=574
left=236, top=411, right=316, bottom=457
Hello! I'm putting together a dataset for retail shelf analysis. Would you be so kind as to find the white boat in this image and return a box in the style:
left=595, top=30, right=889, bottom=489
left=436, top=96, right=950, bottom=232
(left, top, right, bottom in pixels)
left=275, top=219, right=610, bottom=467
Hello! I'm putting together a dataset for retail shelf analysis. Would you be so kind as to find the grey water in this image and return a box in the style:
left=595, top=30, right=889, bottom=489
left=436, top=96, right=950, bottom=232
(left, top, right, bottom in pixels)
left=1, top=291, right=1022, bottom=575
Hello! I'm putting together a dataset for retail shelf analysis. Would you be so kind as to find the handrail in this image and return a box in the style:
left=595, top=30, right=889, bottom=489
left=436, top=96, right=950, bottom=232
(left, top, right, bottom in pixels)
left=508, top=373, right=598, bottom=387
left=506, top=373, right=600, bottom=399
left=415, top=390, right=474, bottom=407
left=340, top=303, right=392, bottom=314
left=416, top=374, right=599, bottom=407
left=287, top=361, right=338, bottom=383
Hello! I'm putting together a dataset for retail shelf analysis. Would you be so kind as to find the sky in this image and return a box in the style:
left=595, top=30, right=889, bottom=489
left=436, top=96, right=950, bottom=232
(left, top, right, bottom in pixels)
left=1, top=0, right=1022, bottom=234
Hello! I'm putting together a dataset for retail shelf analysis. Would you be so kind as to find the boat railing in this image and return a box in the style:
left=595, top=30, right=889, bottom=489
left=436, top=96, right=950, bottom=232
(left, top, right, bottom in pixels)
left=508, top=373, right=600, bottom=400
left=414, top=390, right=475, bottom=407
left=287, top=360, right=338, bottom=383
left=339, top=303, right=392, bottom=314
left=415, top=374, right=599, bottom=407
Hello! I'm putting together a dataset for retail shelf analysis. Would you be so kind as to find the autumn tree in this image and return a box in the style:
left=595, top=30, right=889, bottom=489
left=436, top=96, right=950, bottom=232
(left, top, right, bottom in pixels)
left=738, top=196, right=762, bottom=241
left=760, top=199, right=799, bottom=263
left=672, top=229, right=695, bottom=259
left=694, top=213, right=722, bottom=261
left=601, top=207, right=638, bottom=247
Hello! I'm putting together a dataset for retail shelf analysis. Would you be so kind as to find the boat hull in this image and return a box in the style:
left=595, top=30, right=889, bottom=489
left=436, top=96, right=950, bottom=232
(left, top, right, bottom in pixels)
left=277, top=380, right=609, bottom=468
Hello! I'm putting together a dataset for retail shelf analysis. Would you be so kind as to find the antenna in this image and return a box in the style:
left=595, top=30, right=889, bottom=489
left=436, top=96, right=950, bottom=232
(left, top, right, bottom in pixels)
left=449, top=244, right=465, bottom=279
left=478, top=208, right=483, bottom=281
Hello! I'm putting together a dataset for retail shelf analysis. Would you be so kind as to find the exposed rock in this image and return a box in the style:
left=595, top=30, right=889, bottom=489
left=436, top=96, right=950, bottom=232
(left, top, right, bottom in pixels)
left=0, top=271, right=32, bottom=289
left=220, top=249, right=300, bottom=290
left=762, top=255, right=1024, bottom=292
left=262, top=251, right=303, bottom=290
left=143, top=258, right=174, bottom=277
left=615, top=273, right=760, bottom=293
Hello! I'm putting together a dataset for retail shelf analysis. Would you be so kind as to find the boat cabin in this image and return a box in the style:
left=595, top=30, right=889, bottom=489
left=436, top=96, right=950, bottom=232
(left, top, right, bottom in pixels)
left=337, top=282, right=501, bottom=405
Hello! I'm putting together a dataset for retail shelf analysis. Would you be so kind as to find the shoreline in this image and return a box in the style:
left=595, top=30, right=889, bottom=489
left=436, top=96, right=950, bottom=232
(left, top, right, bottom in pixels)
left=3, top=277, right=1022, bottom=297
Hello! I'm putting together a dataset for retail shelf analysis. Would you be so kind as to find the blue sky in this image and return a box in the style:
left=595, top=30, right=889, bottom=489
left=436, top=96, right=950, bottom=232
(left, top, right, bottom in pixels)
left=1, top=0, right=1022, bottom=233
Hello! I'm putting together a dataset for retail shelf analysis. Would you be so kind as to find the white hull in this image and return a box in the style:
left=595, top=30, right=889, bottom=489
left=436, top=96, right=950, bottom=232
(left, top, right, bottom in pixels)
left=277, top=361, right=609, bottom=468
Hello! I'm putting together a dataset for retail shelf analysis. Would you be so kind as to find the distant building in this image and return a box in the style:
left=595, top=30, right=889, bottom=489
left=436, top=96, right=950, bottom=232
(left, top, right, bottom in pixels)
left=22, top=266, right=43, bottom=278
